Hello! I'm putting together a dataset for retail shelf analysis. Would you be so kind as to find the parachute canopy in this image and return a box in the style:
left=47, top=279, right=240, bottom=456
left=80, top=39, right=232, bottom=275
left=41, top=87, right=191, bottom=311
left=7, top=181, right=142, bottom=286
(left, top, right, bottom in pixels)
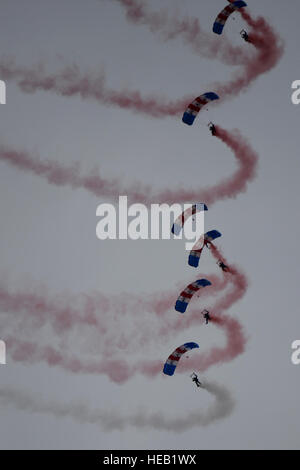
left=163, top=342, right=199, bottom=376
left=205, top=230, right=222, bottom=243
left=175, top=279, right=212, bottom=313
left=171, top=203, right=208, bottom=236
left=182, top=92, right=219, bottom=126
left=213, top=1, right=247, bottom=35
left=189, top=230, right=222, bottom=267
left=188, top=246, right=204, bottom=268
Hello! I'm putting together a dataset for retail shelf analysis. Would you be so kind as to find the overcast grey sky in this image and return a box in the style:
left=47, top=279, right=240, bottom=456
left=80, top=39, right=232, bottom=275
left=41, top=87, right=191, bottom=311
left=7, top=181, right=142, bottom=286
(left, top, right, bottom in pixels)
left=0, top=0, right=299, bottom=449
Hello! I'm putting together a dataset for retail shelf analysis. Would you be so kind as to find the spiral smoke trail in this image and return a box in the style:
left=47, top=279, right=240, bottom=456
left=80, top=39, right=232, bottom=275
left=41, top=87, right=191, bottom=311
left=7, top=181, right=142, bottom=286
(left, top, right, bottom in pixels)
left=0, top=1, right=283, bottom=429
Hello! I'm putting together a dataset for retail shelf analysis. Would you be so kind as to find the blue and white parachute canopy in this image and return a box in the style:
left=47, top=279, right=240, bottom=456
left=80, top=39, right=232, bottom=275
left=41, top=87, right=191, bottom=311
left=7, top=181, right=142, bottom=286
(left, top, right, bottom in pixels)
left=171, top=203, right=208, bottom=236
left=163, top=342, right=199, bottom=376
left=189, top=230, right=222, bottom=268
left=182, top=93, right=219, bottom=126
left=175, top=279, right=212, bottom=314
left=213, top=1, right=247, bottom=35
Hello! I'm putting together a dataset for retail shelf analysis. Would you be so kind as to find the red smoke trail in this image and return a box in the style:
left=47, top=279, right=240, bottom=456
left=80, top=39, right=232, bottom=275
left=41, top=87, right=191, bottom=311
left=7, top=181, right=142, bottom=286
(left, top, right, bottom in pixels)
left=0, top=126, right=255, bottom=382
left=0, top=284, right=101, bottom=333
left=4, top=307, right=245, bottom=384
left=0, top=277, right=194, bottom=334
left=108, top=1, right=284, bottom=109
left=5, top=336, right=133, bottom=383
left=0, top=273, right=227, bottom=360
left=0, top=59, right=191, bottom=118
left=136, top=297, right=247, bottom=378
left=214, top=9, right=284, bottom=99
left=0, top=255, right=246, bottom=384
left=175, top=125, right=256, bottom=260
left=160, top=263, right=247, bottom=337
left=0, top=272, right=226, bottom=326
left=0, top=125, right=258, bottom=205
left=188, top=315, right=246, bottom=372
left=158, top=261, right=247, bottom=375
left=0, top=5, right=282, bottom=118
left=0, top=256, right=245, bottom=384
left=112, top=0, right=251, bottom=65
left=0, top=3, right=279, bottom=394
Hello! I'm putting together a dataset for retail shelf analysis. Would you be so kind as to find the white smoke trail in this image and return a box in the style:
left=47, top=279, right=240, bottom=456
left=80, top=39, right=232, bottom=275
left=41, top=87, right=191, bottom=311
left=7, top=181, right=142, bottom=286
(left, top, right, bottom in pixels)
left=0, top=381, right=234, bottom=431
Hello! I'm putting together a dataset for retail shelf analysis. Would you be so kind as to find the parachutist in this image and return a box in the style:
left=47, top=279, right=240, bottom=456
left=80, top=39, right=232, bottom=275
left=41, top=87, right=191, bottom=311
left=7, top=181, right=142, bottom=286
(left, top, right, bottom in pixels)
left=217, top=260, right=229, bottom=272
left=208, top=122, right=216, bottom=136
left=240, top=29, right=250, bottom=42
left=190, top=372, right=202, bottom=388
left=202, top=309, right=211, bottom=325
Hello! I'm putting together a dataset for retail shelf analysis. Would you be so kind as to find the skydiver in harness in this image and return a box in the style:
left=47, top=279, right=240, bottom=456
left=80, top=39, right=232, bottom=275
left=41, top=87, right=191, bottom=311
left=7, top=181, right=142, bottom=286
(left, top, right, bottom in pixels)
left=190, top=372, right=202, bottom=388
left=240, top=29, right=250, bottom=42
left=217, top=260, right=229, bottom=272
left=208, top=122, right=216, bottom=136
left=202, top=309, right=211, bottom=325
